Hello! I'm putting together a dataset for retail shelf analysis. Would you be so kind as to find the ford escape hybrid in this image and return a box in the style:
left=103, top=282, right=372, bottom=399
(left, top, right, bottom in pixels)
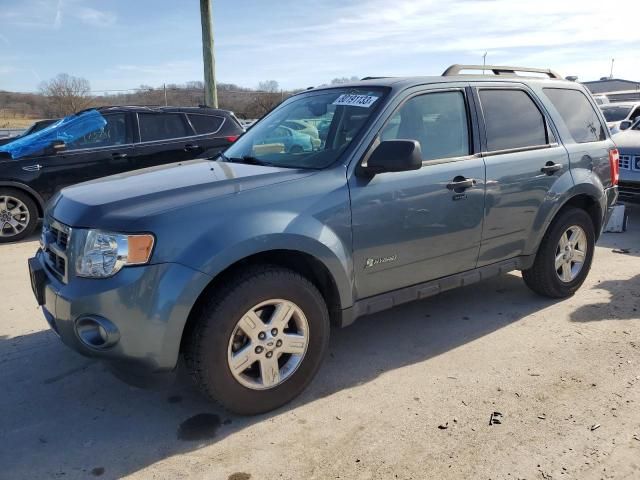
left=29, top=65, right=618, bottom=414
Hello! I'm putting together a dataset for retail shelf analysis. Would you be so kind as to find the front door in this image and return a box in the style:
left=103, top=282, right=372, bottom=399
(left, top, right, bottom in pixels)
left=349, top=87, right=486, bottom=299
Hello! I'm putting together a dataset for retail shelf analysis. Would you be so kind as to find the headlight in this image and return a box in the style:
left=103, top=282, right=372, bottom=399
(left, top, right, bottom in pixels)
left=76, top=230, right=155, bottom=278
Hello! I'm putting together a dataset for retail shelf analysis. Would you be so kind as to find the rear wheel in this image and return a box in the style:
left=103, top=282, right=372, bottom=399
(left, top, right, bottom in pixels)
left=522, top=208, right=595, bottom=298
left=0, top=188, right=38, bottom=243
left=184, top=265, right=330, bottom=415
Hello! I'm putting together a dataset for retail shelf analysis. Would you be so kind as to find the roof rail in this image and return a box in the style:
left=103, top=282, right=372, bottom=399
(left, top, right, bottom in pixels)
left=360, top=76, right=390, bottom=80
left=442, top=64, right=563, bottom=80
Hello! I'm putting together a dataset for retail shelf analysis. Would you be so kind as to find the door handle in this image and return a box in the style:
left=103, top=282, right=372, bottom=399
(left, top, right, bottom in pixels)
left=184, top=144, right=200, bottom=152
left=111, top=152, right=128, bottom=160
left=446, top=177, right=476, bottom=191
left=540, top=162, right=562, bottom=175
left=22, top=164, right=42, bottom=172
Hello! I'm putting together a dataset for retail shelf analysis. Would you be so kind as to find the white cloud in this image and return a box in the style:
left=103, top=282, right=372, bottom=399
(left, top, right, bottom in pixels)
left=53, top=0, right=63, bottom=29
left=220, top=0, right=640, bottom=85
left=74, top=7, right=116, bottom=27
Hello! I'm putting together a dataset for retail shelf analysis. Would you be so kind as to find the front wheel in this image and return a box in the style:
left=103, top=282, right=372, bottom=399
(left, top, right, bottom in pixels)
left=184, top=266, right=330, bottom=415
left=0, top=188, right=39, bottom=243
left=522, top=207, right=595, bottom=298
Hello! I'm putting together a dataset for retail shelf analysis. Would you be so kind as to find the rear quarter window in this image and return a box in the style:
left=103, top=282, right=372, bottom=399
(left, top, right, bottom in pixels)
left=187, top=114, right=224, bottom=134
left=543, top=88, right=606, bottom=143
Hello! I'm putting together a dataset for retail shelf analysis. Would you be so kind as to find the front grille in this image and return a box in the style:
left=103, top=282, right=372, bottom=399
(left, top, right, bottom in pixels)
left=42, top=219, right=71, bottom=283
left=618, top=154, right=640, bottom=171
left=619, top=155, right=631, bottom=170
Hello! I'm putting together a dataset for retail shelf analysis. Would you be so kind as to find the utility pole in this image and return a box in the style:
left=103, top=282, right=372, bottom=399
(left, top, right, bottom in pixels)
left=163, top=83, right=168, bottom=106
left=482, top=52, right=488, bottom=74
left=200, top=0, right=218, bottom=108
left=609, top=58, right=615, bottom=79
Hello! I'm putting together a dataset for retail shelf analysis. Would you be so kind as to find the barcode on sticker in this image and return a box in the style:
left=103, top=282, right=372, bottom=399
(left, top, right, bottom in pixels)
left=333, top=94, right=379, bottom=108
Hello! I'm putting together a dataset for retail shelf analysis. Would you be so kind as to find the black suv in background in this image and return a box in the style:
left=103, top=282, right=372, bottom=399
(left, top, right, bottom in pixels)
left=0, top=105, right=244, bottom=242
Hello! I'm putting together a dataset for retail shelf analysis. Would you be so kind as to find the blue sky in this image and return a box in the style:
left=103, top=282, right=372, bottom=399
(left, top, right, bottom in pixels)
left=1, top=0, right=639, bottom=93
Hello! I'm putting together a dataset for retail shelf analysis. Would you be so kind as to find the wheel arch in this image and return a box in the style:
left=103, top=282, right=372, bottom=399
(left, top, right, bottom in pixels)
left=526, top=184, right=605, bottom=256
left=0, top=181, right=45, bottom=218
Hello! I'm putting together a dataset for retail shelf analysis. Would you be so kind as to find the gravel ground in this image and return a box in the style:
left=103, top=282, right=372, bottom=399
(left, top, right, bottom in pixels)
left=1, top=205, right=639, bottom=480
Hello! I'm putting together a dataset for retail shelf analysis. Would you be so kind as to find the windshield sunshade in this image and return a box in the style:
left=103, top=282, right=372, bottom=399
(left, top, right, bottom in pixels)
left=0, top=110, right=106, bottom=160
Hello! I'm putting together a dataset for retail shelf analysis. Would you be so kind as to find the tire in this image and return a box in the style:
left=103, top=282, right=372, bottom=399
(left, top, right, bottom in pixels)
left=522, top=207, right=595, bottom=298
left=184, top=265, right=330, bottom=415
left=0, top=188, right=39, bottom=243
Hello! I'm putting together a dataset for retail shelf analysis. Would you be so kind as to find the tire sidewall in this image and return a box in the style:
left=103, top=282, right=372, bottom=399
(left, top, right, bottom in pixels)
left=196, top=269, right=330, bottom=414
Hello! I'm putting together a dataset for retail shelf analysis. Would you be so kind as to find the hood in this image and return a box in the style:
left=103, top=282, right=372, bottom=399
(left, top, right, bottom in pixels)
left=612, top=130, right=640, bottom=151
left=50, top=158, right=314, bottom=229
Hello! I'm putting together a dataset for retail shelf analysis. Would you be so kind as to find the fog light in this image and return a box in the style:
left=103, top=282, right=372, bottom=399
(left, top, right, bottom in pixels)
left=75, top=316, right=120, bottom=349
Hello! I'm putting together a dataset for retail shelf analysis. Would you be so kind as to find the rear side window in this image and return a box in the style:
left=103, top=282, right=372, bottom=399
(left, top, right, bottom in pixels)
left=187, top=114, right=224, bottom=134
left=380, top=90, right=470, bottom=161
left=479, top=89, right=547, bottom=151
left=138, top=113, right=190, bottom=142
left=543, top=89, right=606, bottom=143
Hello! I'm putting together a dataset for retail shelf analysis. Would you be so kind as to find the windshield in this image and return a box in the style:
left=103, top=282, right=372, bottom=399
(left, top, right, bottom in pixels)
left=222, top=87, right=387, bottom=169
left=0, top=110, right=106, bottom=159
left=601, top=105, right=632, bottom=122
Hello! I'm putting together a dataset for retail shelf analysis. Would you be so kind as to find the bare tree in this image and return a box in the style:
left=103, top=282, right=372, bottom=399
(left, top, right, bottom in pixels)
left=39, top=73, right=92, bottom=116
left=257, top=80, right=280, bottom=93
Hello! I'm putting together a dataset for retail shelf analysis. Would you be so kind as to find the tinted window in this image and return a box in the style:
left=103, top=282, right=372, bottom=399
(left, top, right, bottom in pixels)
left=479, top=89, right=547, bottom=151
left=543, top=88, right=606, bottom=143
left=138, top=113, right=190, bottom=142
left=600, top=105, right=631, bottom=122
left=187, top=114, right=223, bottom=134
left=66, top=114, right=127, bottom=150
left=381, top=91, right=470, bottom=161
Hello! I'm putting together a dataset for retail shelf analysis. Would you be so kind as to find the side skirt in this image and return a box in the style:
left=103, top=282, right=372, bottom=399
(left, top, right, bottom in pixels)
left=337, top=255, right=535, bottom=328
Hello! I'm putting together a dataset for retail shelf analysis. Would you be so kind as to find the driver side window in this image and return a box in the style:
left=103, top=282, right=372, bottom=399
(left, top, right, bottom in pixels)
left=381, top=91, right=470, bottom=161
left=66, top=114, right=127, bottom=150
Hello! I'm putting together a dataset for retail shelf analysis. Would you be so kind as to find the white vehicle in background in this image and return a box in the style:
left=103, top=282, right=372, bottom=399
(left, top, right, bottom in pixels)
left=600, top=102, right=640, bottom=134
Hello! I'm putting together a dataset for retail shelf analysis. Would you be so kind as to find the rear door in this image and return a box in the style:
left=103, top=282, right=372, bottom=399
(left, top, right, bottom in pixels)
left=185, top=113, right=235, bottom=158
left=16, top=112, right=132, bottom=201
left=349, top=85, right=486, bottom=299
left=472, top=84, right=570, bottom=266
left=132, top=112, right=199, bottom=169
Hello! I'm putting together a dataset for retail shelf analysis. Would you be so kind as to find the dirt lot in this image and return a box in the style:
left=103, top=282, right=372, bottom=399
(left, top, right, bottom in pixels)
left=1, top=206, right=639, bottom=480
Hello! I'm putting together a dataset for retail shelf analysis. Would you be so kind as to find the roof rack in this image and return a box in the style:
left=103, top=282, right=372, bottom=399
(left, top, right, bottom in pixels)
left=442, top=64, right=563, bottom=80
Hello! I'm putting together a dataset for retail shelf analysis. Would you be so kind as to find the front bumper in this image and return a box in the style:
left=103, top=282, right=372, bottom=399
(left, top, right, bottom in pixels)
left=618, top=181, right=640, bottom=202
left=31, top=249, right=212, bottom=378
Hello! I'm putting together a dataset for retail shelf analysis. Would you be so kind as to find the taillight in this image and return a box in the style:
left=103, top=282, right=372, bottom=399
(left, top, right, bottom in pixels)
left=225, top=135, right=239, bottom=143
left=609, top=148, right=619, bottom=186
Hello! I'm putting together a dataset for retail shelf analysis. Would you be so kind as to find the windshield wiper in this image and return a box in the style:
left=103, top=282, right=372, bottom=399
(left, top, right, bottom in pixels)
left=224, top=155, right=274, bottom=167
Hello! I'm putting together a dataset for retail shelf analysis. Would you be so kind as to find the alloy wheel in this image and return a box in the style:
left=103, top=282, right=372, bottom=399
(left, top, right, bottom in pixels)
left=555, top=225, right=587, bottom=283
left=0, top=195, right=30, bottom=238
left=227, top=299, right=309, bottom=390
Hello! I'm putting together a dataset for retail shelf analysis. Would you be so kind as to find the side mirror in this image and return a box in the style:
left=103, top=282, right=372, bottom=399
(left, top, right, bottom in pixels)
left=620, top=120, right=632, bottom=131
left=45, top=139, right=66, bottom=155
left=361, top=140, right=423, bottom=176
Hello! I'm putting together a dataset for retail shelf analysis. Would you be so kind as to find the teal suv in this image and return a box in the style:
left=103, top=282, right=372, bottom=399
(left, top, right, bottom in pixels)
left=29, top=65, right=618, bottom=414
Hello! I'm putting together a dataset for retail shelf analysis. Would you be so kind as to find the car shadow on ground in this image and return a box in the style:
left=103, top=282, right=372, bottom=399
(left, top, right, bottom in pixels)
left=569, top=273, right=640, bottom=323
left=1, top=272, right=557, bottom=479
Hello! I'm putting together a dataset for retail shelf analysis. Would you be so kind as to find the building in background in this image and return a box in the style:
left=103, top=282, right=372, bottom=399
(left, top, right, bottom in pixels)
left=583, top=78, right=640, bottom=103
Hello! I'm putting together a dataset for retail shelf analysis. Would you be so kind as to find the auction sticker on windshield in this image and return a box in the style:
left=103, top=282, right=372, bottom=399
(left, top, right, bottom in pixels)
left=333, top=94, right=379, bottom=108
